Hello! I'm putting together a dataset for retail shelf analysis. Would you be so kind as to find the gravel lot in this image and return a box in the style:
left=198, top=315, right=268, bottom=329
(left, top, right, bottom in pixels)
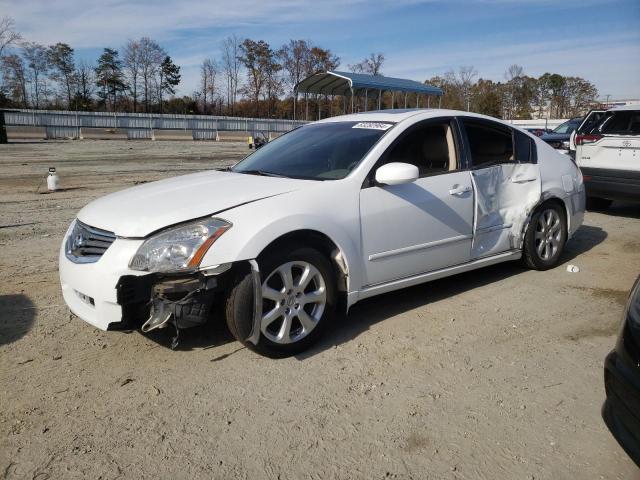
left=1, top=140, right=639, bottom=479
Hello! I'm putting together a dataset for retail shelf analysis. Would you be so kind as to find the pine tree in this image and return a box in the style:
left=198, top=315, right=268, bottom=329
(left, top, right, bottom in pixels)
left=158, top=55, right=180, bottom=113
left=95, top=48, right=127, bottom=111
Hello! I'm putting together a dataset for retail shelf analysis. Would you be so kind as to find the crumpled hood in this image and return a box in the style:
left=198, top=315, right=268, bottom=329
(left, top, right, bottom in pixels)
left=77, top=170, right=306, bottom=237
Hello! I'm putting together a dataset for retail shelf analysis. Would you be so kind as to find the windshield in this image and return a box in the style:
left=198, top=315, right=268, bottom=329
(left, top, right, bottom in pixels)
left=232, top=121, right=393, bottom=180
left=553, top=120, right=579, bottom=134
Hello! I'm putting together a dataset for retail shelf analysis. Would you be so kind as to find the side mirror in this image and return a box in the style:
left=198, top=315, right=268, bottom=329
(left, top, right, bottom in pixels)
left=375, top=162, right=419, bottom=186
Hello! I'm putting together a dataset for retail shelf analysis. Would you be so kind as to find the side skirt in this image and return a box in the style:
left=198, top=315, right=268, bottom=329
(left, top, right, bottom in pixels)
left=350, top=250, right=522, bottom=305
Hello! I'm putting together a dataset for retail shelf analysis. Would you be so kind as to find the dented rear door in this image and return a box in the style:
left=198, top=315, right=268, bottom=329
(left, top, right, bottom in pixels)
left=471, top=163, right=541, bottom=258
left=458, top=118, right=541, bottom=259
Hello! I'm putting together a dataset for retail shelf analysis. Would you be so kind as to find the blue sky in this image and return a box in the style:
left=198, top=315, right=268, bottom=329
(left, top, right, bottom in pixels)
left=4, top=0, right=640, bottom=99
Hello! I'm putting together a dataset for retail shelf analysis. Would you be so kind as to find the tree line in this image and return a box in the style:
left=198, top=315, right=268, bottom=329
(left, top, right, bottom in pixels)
left=0, top=15, right=599, bottom=119
left=428, top=64, right=599, bottom=120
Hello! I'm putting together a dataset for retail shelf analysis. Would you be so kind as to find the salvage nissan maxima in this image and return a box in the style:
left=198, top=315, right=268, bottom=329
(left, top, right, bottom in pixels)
left=59, top=109, right=585, bottom=357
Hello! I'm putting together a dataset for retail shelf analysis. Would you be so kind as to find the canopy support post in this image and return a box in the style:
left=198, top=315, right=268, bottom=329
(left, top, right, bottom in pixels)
left=404, top=92, right=407, bottom=108
left=293, top=90, right=297, bottom=120
left=350, top=88, right=354, bottom=113
left=416, top=94, right=419, bottom=108
left=305, top=93, right=309, bottom=121
left=391, top=91, right=394, bottom=109
left=378, top=89, right=381, bottom=110
left=427, top=95, right=430, bottom=108
left=364, top=89, right=368, bottom=112
left=439, top=96, right=442, bottom=108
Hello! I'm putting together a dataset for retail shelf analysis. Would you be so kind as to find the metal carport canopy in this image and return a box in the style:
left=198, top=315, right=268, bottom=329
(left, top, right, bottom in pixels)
left=294, top=70, right=443, bottom=97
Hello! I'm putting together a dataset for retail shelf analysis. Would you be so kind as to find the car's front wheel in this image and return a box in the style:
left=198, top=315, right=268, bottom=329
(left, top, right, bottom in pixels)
left=225, top=246, right=336, bottom=357
left=522, top=202, right=567, bottom=270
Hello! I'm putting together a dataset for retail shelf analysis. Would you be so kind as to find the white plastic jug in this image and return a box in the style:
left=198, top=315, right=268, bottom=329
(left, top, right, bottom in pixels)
left=47, top=167, right=59, bottom=191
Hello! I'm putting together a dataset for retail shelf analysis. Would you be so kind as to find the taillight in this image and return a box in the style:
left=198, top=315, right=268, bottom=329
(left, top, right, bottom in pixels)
left=576, top=134, right=603, bottom=145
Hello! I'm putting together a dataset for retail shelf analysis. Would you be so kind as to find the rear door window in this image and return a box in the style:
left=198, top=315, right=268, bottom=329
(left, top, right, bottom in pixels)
left=462, top=120, right=514, bottom=167
left=514, top=130, right=536, bottom=163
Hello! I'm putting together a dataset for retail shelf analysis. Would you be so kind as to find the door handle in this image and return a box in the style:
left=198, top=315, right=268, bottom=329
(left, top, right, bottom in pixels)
left=449, top=185, right=472, bottom=196
left=511, top=175, right=537, bottom=183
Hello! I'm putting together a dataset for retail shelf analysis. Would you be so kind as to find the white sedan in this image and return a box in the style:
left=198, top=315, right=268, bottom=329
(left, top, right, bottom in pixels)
left=59, top=109, right=585, bottom=356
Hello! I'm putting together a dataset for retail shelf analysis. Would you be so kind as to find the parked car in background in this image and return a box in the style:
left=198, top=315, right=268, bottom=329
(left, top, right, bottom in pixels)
left=540, top=117, right=583, bottom=150
left=59, top=109, right=585, bottom=357
left=526, top=127, right=551, bottom=137
left=575, top=105, right=640, bottom=210
left=603, top=275, right=640, bottom=468
left=569, top=109, right=607, bottom=159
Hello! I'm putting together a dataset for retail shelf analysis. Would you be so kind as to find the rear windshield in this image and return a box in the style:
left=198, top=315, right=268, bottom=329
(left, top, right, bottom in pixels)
left=232, top=121, right=393, bottom=180
left=597, top=110, right=640, bottom=135
left=553, top=119, right=580, bottom=134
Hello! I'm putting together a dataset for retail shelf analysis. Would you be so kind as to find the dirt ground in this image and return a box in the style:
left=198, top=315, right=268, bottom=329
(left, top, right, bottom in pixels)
left=1, top=139, right=639, bottom=480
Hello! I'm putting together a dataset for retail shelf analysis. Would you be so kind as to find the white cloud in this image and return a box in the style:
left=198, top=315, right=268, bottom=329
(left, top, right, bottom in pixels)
left=383, top=32, right=640, bottom=98
left=3, top=0, right=411, bottom=47
left=4, top=0, right=638, bottom=99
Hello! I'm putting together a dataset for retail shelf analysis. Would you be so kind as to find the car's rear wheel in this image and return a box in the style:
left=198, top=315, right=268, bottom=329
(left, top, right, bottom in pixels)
left=225, top=246, right=336, bottom=357
left=522, top=203, right=567, bottom=270
left=586, top=196, right=612, bottom=211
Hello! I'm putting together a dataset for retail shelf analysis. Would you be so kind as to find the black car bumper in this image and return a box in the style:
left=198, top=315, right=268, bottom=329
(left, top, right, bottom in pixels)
left=603, top=350, right=640, bottom=467
left=581, top=167, right=640, bottom=202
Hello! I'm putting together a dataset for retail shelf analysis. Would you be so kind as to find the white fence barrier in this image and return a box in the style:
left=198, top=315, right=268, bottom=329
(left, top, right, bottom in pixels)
left=2, top=109, right=307, bottom=140
left=509, top=119, right=567, bottom=130
left=2, top=108, right=570, bottom=140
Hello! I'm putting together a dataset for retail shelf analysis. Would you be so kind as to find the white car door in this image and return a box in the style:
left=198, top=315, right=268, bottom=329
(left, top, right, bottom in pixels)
left=459, top=118, right=542, bottom=259
left=359, top=119, right=474, bottom=286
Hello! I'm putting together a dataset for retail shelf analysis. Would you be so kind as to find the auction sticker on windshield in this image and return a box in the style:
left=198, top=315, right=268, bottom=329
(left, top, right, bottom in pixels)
left=352, top=122, right=394, bottom=131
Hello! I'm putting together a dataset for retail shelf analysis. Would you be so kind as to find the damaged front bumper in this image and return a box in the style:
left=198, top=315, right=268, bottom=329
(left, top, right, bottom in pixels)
left=113, top=268, right=230, bottom=348
left=60, top=237, right=263, bottom=347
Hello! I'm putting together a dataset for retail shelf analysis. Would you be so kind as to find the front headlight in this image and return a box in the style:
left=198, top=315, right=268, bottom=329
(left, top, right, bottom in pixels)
left=129, top=217, right=231, bottom=273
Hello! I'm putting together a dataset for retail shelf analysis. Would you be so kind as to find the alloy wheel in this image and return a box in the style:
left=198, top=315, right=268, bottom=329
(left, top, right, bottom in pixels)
left=534, top=209, right=562, bottom=261
left=260, top=261, right=327, bottom=344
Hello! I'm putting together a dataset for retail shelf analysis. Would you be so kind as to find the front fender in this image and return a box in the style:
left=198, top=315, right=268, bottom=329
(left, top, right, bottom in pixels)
left=198, top=196, right=365, bottom=293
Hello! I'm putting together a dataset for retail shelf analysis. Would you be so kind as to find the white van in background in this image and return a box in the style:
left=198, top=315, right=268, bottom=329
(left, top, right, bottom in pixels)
left=576, top=105, right=640, bottom=209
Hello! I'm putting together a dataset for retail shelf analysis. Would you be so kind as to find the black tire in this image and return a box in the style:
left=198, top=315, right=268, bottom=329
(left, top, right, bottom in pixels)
left=522, top=202, right=568, bottom=271
left=585, top=196, right=612, bottom=211
left=225, top=246, right=336, bottom=358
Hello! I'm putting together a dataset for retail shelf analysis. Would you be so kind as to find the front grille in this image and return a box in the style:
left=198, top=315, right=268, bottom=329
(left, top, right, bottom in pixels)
left=66, top=220, right=116, bottom=263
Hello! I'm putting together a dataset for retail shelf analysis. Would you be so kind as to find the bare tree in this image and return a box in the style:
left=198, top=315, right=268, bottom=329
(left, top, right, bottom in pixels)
left=22, top=42, right=48, bottom=108
left=278, top=39, right=309, bottom=118
left=457, top=65, right=477, bottom=111
left=123, top=39, right=141, bottom=112
left=76, top=59, right=94, bottom=110
left=2, top=54, right=28, bottom=107
left=0, top=16, right=21, bottom=57
left=503, top=64, right=524, bottom=119
left=47, top=43, right=76, bottom=108
left=349, top=53, right=384, bottom=76
left=138, top=37, right=165, bottom=112
left=238, top=39, right=272, bottom=117
left=200, top=58, right=217, bottom=114
left=221, top=35, right=241, bottom=114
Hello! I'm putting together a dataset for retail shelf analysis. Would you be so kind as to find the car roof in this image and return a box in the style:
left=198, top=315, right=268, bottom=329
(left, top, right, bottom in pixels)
left=314, top=108, right=516, bottom=126
left=609, top=104, right=640, bottom=111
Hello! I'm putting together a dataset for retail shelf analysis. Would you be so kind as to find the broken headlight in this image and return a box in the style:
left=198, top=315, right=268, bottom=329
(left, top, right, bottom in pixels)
left=129, top=218, right=231, bottom=273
